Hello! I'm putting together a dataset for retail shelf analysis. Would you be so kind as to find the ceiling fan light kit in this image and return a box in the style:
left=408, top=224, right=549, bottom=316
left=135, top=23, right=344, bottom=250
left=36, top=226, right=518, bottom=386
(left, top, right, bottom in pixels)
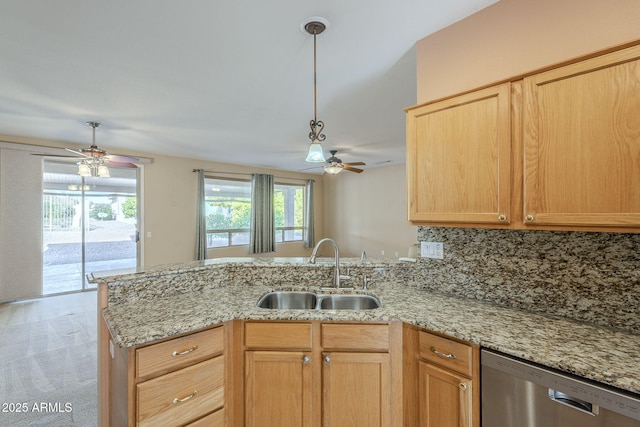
left=303, top=18, right=329, bottom=163
left=77, top=122, right=110, bottom=177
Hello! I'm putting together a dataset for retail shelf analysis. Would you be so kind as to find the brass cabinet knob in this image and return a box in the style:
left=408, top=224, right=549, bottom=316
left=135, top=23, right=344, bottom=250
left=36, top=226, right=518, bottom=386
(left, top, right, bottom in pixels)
left=459, top=383, right=467, bottom=391
left=498, top=214, right=507, bottom=222
left=525, top=215, right=534, bottom=222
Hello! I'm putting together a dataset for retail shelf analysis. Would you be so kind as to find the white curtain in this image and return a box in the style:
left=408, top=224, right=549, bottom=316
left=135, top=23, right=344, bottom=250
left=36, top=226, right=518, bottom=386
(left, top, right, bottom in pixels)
left=195, top=169, right=207, bottom=260
left=304, top=179, right=315, bottom=248
left=250, top=173, right=275, bottom=254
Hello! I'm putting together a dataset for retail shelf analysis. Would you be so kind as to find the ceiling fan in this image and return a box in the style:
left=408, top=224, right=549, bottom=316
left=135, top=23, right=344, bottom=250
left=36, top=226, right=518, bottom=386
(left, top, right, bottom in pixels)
left=323, top=150, right=365, bottom=174
left=34, top=122, right=138, bottom=177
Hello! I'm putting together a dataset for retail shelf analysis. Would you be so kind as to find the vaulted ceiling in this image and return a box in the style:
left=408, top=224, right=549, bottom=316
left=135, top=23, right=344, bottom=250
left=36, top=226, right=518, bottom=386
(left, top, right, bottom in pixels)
left=0, top=0, right=497, bottom=173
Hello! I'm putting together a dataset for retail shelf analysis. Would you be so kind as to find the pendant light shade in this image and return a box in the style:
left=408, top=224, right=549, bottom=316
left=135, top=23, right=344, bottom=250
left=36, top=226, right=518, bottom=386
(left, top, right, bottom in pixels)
left=323, top=163, right=344, bottom=175
left=305, top=140, right=325, bottom=162
left=78, top=163, right=91, bottom=177
left=303, top=19, right=329, bottom=162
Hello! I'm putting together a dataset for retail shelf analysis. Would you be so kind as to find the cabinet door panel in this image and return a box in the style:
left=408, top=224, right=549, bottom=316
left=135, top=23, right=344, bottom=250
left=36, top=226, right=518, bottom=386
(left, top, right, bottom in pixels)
left=524, top=44, right=640, bottom=227
left=406, top=83, right=511, bottom=224
left=322, top=352, right=390, bottom=427
left=245, top=351, right=312, bottom=427
left=419, top=361, right=472, bottom=427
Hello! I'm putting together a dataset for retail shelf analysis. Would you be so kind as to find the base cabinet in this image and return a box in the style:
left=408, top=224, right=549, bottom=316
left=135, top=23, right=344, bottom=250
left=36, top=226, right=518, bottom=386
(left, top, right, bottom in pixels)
left=242, top=321, right=400, bottom=427
left=418, top=362, right=473, bottom=427
left=322, top=352, right=390, bottom=427
left=403, top=325, right=480, bottom=427
left=107, top=325, right=226, bottom=426
left=244, top=350, right=312, bottom=427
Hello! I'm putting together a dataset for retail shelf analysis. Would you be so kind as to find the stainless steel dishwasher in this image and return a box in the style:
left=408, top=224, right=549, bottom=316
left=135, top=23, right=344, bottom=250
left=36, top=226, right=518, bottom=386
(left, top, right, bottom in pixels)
left=481, top=349, right=640, bottom=427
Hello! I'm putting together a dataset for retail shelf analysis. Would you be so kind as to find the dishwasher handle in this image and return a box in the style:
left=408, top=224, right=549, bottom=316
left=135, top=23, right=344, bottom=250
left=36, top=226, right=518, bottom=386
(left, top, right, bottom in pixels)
left=548, top=389, right=600, bottom=416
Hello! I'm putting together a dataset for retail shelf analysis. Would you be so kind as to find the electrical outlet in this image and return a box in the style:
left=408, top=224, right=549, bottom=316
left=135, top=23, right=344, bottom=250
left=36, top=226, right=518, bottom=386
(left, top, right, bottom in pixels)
left=420, top=242, right=444, bottom=259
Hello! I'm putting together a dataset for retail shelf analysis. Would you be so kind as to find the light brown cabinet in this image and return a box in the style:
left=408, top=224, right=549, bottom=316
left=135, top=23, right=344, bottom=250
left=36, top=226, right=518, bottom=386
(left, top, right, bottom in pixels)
left=406, top=41, right=640, bottom=231
left=403, top=325, right=480, bottom=427
left=242, top=321, right=401, bottom=427
left=322, top=352, right=390, bottom=427
left=108, top=325, right=226, bottom=426
left=405, top=83, right=512, bottom=225
left=243, top=322, right=313, bottom=427
left=522, top=44, right=640, bottom=228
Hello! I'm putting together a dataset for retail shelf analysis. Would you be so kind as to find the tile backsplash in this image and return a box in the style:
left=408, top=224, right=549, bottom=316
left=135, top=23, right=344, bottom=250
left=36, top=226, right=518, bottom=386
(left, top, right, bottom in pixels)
left=416, top=227, right=640, bottom=334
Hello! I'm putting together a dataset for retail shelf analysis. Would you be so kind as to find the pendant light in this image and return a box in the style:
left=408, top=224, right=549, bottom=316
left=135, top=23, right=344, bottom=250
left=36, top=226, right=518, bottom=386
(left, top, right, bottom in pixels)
left=304, top=19, right=328, bottom=162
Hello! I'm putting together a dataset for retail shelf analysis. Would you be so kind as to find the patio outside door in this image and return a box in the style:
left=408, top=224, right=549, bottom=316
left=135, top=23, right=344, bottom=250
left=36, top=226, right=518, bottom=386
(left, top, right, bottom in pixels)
left=42, top=161, right=139, bottom=294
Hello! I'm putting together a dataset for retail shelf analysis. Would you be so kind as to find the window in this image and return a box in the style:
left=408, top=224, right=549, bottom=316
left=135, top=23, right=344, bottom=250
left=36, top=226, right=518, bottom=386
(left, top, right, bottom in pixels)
left=204, top=178, right=305, bottom=248
left=274, top=183, right=304, bottom=243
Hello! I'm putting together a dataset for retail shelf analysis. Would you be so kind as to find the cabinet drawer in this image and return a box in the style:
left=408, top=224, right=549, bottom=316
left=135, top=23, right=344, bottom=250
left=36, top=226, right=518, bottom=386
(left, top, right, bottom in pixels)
left=136, top=326, right=224, bottom=379
left=137, top=356, right=224, bottom=427
left=322, top=324, right=389, bottom=351
left=186, top=407, right=225, bottom=427
left=419, top=331, right=472, bottom=376
left=245, top=322, right=312, bottom=349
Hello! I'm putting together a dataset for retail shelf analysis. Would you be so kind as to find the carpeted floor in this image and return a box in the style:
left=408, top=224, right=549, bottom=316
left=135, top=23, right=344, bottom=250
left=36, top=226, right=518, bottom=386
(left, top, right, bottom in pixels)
left=0, top=291, right=98, bottom=426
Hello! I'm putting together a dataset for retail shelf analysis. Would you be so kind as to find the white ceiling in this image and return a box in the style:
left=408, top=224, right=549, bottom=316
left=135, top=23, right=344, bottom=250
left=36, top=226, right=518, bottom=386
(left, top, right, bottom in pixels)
left=0, top=0, right=497, bottom=173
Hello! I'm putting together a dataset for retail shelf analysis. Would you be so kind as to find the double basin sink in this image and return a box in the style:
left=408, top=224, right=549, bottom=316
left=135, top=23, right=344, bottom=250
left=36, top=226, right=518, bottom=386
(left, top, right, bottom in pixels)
left=257, top=291, right=380, bottom=310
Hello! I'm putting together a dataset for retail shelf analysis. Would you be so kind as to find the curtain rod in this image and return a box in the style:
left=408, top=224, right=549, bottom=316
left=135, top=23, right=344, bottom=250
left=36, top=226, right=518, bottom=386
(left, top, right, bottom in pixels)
left=192, top=169, right=315, bottom=183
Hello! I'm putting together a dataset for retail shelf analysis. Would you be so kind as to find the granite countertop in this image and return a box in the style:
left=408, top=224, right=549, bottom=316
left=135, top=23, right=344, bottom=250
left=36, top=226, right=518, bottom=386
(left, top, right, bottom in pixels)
left=101, top=266, right=640, bottom=396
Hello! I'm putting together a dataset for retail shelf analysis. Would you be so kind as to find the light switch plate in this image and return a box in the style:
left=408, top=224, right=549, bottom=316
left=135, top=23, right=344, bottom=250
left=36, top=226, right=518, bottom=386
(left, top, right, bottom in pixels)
left=420, top=242, right=444, bottom=259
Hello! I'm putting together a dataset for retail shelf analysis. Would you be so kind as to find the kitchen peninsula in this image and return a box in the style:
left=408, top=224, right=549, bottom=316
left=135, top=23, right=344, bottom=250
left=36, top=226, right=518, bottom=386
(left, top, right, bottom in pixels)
left=95, top=257, right=640, bottom=426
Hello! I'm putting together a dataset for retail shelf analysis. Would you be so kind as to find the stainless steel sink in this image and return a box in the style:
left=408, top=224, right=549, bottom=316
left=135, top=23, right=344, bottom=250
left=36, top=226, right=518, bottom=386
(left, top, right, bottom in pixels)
left=317, top=294, right=381, bottom=310
left=257, top=291, right=380, bottom=310
left=256, top=291, right=317, bottom=309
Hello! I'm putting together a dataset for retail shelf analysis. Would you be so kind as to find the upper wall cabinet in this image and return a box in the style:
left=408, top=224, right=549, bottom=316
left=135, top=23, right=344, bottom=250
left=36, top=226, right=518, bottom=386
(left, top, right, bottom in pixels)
left=406, top=83, right=512, bottom=225
left=523, top=44, right=640, bottom=228
left=406, top=41, right=640, bottom=232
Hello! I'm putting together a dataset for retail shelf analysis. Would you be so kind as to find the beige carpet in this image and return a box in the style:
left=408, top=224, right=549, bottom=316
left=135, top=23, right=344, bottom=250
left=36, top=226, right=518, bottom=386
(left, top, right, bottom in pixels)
left=0, top=291, right=98, bottom=426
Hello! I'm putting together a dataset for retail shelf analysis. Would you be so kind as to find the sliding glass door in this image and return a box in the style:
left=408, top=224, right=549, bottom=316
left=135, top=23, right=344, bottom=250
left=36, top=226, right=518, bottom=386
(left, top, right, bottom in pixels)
left=42, top=161, right=138, bottom=294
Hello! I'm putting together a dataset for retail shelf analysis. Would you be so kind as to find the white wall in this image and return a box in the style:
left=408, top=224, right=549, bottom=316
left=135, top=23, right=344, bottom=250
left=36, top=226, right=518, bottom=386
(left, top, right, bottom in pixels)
left=322, top=164, right=416, bottom=258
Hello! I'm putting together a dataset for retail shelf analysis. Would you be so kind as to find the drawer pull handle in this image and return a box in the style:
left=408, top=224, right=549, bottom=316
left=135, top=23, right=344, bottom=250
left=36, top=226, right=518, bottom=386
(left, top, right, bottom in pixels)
left=173, top=390, right=198, bottom=404
left=430, top=346, right=456, bottom=359
left=172, top=345, right=198, bottom=357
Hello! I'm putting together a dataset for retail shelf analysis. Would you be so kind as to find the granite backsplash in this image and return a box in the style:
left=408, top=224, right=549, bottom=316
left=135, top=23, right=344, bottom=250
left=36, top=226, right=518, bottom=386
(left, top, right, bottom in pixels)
left=416, top=227, right=640, bottom=334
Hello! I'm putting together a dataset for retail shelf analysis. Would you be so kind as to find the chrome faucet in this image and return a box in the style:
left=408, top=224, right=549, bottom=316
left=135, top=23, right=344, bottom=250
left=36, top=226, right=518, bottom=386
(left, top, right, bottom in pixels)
left=361, top=250, right=371, bottom=290
left=309, top=238, right=349, bottom=289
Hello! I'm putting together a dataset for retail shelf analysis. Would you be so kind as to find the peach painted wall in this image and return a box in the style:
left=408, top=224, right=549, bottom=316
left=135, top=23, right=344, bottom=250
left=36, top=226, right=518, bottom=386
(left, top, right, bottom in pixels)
left=416, top=0, right=640, bottom=103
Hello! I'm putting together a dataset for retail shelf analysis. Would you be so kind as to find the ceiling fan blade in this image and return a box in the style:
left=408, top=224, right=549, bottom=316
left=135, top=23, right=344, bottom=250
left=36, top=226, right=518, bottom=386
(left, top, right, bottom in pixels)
left=344, top=166, right=364, bottom=173
left=31, top=153, right=81, bottom=158
left=105, top=161, right=138, bottom=169
left=105, top=154, right=139, bottom=163
left=344, top=162, right=365, bottom=166
left=65, top=148, right=89, bottom=157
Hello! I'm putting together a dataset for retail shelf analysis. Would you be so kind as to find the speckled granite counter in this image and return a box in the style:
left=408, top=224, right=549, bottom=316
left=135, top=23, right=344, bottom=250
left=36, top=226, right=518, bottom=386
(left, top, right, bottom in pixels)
left=95, top=257, right=640, bottom=396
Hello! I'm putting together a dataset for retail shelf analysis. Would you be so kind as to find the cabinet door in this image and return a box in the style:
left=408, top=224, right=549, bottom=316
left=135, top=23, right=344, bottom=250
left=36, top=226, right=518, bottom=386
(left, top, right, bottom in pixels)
left=245, top=351, right=312, bottom=427
left=406, top=83, right=511, bottom=225
left=322, top=352, right=390, bottom=427
left=418, top=361, right=472, bottom=427
left=523, top=44, right=640, bottom=228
